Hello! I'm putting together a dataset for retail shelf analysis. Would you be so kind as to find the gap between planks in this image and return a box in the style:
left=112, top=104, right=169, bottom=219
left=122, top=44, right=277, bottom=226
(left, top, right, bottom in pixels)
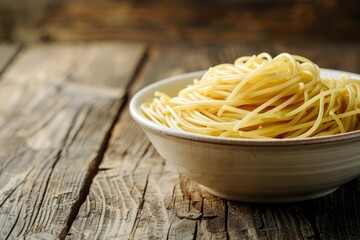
left=60, top=45, right=150, bottom=239
left=0, top=42, right=148, bottom=239
left=0, top=44, right=23, bottom=77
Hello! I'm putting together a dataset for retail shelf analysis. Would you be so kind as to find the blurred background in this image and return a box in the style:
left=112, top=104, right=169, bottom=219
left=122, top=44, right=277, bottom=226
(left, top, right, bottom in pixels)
left=0, top=0, right=359, bottom=44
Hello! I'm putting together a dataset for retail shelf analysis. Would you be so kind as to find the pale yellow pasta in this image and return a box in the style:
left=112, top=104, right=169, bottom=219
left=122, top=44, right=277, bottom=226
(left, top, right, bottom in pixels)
left=140, top=53, right=360, bottom=139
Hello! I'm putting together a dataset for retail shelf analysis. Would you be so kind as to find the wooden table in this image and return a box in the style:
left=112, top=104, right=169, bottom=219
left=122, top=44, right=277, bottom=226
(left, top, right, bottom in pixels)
left=0, top=42, right=360, bottom=240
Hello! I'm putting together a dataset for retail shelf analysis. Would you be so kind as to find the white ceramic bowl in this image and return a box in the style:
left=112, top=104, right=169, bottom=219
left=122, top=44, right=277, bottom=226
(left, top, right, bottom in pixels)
left=130, top=69, right=360, bottom=202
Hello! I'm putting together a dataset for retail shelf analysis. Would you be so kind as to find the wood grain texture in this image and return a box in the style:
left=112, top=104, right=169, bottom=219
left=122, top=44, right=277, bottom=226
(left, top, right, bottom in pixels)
left=313, top=179, right=360, bottom=239
left=0, top=42, right=145, bottom=239
left=1, top=43, right=358, bottom=239
left=66, top=44, right=360, bottom=240
left=6, top=0, right=359, bottom=43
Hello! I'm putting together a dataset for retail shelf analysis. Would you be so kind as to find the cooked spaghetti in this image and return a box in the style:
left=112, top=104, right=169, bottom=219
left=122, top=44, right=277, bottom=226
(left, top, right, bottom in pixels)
left=140, top=53, right=360, bottom=139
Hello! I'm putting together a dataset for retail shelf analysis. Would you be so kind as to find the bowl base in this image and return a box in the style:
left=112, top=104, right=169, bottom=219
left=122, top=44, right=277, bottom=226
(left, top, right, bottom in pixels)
left=203, top=186, right=339, bottom=203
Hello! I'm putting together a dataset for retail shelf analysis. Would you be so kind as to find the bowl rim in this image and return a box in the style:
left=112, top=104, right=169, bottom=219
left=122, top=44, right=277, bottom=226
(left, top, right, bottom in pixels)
left=130, top=69, right=360, bottom=147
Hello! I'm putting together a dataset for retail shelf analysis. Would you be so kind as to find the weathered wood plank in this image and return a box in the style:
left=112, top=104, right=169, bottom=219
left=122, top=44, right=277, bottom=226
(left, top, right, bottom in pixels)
left=66, top=46, right=229, bottom=239
left=10, top=1, right=359, bottom=43
left=0, top=44, right=21, bottom=75
left=312, top=179, right=360, bottom=239
left=227, top=202, right=315, bottom=240
left=0, top=42, right=145, bottom=239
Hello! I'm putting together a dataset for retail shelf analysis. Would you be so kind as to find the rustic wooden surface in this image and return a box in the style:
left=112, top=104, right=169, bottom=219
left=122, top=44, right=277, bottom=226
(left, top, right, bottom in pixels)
left=0, top=0, right=359, bottom=43
left=0, top=42, right=360, bottom=240
left=0, top=42, right=145, bottom=239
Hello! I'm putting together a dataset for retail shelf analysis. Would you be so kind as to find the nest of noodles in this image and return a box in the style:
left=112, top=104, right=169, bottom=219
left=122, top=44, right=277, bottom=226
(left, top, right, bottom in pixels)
left=141, top=53, right=360, bottom=139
